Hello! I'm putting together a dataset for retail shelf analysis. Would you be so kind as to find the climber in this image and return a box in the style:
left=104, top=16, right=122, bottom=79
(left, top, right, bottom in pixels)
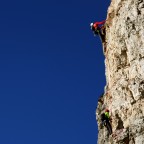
left=90, top=20, right=106, bottom=42
left=100, top=109, right=112, bottom=136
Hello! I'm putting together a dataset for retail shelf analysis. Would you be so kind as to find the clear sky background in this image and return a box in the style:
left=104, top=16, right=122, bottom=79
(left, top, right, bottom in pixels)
left=0, top=0, right=110, bottom=143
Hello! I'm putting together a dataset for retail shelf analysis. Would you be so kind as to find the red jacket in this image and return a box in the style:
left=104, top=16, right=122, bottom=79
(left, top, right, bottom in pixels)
left=93, top=20, right=105, bottom=29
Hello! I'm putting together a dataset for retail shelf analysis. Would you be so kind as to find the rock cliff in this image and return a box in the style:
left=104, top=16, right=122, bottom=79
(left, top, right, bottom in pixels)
left=96, top=0, right=144, bottom=143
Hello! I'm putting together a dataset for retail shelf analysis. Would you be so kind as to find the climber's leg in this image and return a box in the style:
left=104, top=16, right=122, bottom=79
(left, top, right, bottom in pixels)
left=98, top=30, right=105, bottom=43
left=100, top=24, right=106, bottom=35
left=106, top=120, right=112, bottom=135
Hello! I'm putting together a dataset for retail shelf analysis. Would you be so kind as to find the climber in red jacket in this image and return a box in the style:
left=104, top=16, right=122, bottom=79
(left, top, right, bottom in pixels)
left=90, top=20, right=105, bottom=32
left=90, top=20, right=106, bottom=42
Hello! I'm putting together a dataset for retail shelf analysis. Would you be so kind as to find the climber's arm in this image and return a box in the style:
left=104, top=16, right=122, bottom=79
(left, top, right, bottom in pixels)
left=95, top=20, right=106, bottom=25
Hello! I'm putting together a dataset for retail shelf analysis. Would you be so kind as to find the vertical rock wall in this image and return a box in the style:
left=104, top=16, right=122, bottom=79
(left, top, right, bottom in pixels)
left=96, top=0, right=144, bottom=143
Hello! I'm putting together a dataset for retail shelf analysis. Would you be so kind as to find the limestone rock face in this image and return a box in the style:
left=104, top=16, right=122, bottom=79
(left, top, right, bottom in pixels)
left=96, top=0, right=144, bottom=143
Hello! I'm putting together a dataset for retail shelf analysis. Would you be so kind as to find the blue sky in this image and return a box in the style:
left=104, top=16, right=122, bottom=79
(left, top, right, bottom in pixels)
left=0, top=0, right=110, bottom=143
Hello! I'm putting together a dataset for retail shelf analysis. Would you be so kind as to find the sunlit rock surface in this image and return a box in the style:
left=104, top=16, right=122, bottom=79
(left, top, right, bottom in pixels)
left=96, top=0, right=144, bottom=143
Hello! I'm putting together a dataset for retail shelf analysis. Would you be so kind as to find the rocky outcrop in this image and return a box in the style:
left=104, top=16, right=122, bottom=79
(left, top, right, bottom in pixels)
left=96, top=0, right=144, bottom=143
